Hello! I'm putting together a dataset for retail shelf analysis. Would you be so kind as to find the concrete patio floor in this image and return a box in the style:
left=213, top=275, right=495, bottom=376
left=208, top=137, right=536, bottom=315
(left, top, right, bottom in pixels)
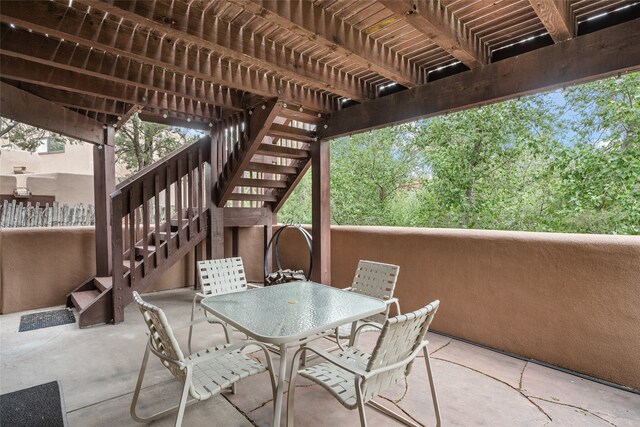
left=1, top=288, right=638, bottom=426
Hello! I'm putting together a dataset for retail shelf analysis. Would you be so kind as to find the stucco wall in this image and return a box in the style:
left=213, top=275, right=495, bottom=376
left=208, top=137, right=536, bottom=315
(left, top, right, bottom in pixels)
left=239, top=225, right=640, bottom=390
left=0, top=227, right=191, bottom=314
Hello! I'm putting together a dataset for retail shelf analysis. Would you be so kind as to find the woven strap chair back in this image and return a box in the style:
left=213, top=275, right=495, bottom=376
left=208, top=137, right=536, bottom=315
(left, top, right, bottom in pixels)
left=362, top=300, right=439, bottom=402
left=351, top=260, right=400, bottom=324
left=197, top=257, right=247, bottom=296
left=133, top=291, right=187, bottom=383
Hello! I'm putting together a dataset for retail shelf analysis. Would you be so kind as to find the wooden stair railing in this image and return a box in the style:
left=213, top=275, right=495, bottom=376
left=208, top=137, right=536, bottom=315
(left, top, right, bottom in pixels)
left=67, top=135, right=211, bottom=327
left=111, top=135, right=211, bottom=323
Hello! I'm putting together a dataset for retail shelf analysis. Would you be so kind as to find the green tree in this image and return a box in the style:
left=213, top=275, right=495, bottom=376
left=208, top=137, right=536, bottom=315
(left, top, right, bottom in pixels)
left=1, top=117, right=69, bottom=151
left=546, top=73, right=640, bottom=234
left=331, top=125, right=422, bottom=225
left=413, top=95, right=562, bottom=230
left=116, top=114, right=200, bottom=173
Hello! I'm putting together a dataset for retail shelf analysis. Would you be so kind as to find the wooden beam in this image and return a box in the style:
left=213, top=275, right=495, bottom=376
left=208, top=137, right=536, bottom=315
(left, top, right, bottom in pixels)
left=223, top=207, right=272, bottom=227
left=229, top=0, right=417, bottom=87
left=114, top=104, right=140, bottom=131
left=380, top=0, right=485, bottom=69
left=94, top=128, right=116, bottom=276
left=216, top=100, right=283, bottom=206
left=0, top=55, right=221, bottom=121
left=0, top=26, right=234, bottom=112
left=319, top=18, right=640, bottom=139
left=0, top=1, right=336, bottom=112
left=0, top=81, right=103, bottom=143
left=209, top=129, right=224, bottom=259
left=8, top=83, right=131, bottom=117
left=528, top=0, right=575, bottom=42
left=264, top=209, right=274, bottom=282
left=311, top=139, right=331, bottom=285
left=81, top=0, right=369, bottom=102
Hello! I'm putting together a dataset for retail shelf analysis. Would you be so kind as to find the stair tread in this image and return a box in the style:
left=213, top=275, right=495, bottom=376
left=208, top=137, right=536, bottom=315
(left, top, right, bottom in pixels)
left=94, top=277, right=113, bottom=292
left=237, top=177, right=289, bottom=189
left=71, top=290, right=101, bottom=312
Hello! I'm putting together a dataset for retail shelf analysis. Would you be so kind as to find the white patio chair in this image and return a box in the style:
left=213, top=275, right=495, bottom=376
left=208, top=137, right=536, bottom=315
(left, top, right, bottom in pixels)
left=188, top=257, right=258, bottom=353
left=331, top=260, right=401, bottom=349
left=130, top=291, right=275, bottom=427
left=288, top=300, right=441, bottom=427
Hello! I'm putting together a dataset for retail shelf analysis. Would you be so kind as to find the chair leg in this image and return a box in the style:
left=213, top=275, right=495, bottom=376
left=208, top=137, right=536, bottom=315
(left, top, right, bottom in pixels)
left=131, top=345, right=196, bottom=424
left=188, top=296, right=198, bottom=354
left=355, top=378, right=368, bottom=427
left=286, top=349, right=305, bottom=427
left=424, top=347, right=441, bottom=427
left=174, top=367, right=193, bottom=427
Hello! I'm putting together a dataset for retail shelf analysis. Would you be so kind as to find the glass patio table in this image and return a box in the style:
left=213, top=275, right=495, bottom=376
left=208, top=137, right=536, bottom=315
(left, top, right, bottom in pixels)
left=201, top=280, right=386, bottom=426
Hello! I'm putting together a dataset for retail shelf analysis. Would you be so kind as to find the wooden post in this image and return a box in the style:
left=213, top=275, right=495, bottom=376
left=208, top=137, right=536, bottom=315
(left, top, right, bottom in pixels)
left=209, top=127, right=224, bottom=259
left=94, top=127, right=115, bottom=276
left=264, top=210, right=274, bottom=284
left=232, top=227, right=240, bottom=257
left=311, top=139, right=331, bottom=284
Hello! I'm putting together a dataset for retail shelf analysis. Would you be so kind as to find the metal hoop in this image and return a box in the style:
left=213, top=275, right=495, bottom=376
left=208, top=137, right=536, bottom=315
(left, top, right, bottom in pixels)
left=264, top=223, right=313, bottom=282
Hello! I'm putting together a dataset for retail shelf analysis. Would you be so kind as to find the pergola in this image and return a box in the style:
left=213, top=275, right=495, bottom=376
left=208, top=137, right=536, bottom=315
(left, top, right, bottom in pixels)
left=1, top=0, right=639, bottom=326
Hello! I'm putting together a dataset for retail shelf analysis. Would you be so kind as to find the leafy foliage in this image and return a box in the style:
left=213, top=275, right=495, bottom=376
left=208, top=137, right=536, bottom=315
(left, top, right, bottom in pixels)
left=1, top=117, right=69, bottom=151
left=115, top=114, right=201, bottom=173
left=279, top=73, right=640, bottom=235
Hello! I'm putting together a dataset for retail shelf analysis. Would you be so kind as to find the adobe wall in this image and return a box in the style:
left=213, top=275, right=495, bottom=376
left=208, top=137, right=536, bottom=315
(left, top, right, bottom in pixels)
left=237, top=225, right=640, bottom=390
left=0, top=227, right=191, bottom=314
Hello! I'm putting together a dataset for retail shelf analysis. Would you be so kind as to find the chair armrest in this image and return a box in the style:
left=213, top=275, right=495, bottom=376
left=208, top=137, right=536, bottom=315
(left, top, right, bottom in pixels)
left=353, top=322, right=383, bottom=337
left=295, top=345, right=368, bottom=377
left=362, top=342, right=427, bottom=380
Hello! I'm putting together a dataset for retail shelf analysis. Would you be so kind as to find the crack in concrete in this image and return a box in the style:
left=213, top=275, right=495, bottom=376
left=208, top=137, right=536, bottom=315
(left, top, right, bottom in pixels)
left=529, top=396, right=619, bottom=427
left=433, top=357, right=553, bottom=422
left=222, top=394, right=261, bottom=427
left=244, top=382, right=315, bottom=416
left=518, top=361, right=528, bottom=391
left=423, top=339, right=452, bottom=357
left=378, top=395, right=426, bottom=427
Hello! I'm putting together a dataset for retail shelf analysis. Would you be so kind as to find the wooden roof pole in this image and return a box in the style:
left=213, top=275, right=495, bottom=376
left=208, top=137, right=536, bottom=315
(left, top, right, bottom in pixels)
left=528, top=0, right=575, bottom=43
left=0, top=81, right=103, bottom=144
left=311, top=138, right=331, bottom=285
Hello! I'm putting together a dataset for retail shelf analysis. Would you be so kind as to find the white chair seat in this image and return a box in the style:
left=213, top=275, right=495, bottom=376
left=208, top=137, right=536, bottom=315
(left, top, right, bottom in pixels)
left=189, top=344, right=267, bottom=400
left=299, top=348, right=371, bottom=409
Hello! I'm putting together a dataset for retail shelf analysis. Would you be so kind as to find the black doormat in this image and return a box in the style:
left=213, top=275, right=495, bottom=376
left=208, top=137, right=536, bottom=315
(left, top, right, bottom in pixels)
left=19, top=309, right=76, bottom=332
left=0, top=381, right=66, bottom=427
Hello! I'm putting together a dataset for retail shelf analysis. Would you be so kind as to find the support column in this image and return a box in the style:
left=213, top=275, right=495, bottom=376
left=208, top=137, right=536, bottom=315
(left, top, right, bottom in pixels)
left=311, top=139, right=331, bottom=284
left=264, top=210, right=274, bottom=284
left=208, top=128, right=224, bottom=258
left=93, top=127, right=115, bottom=276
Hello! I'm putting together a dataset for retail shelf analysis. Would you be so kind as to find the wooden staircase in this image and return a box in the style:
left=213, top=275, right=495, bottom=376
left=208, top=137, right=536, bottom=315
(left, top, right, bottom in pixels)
left=66, top=99, right=322, bottom=327
left=67, top=136, right=211, bottom=327
left=214, top=100, right=319, bottom=211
